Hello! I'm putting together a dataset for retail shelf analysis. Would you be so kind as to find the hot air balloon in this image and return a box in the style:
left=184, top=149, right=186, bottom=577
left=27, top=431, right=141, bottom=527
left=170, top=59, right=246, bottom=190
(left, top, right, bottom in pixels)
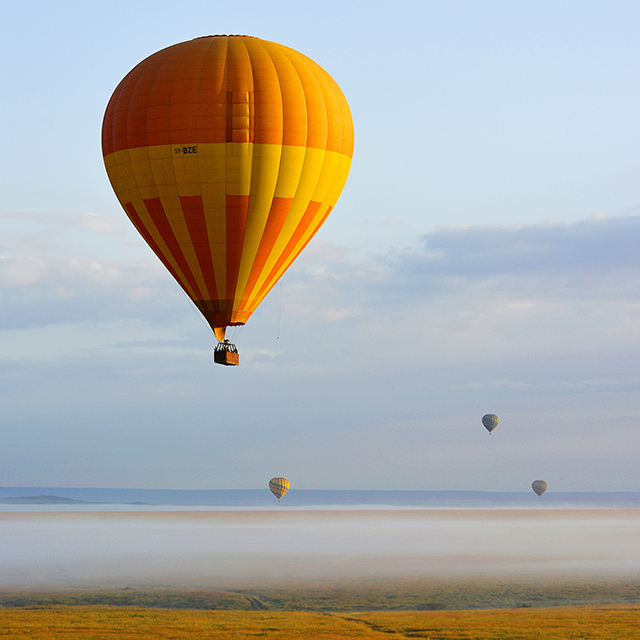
left=532, top=480, right=547, bottom=498
left=482, top=414, right=499, bottom=434
left=102, top=35, right=354, bottom=365
left=269, top=477, right=290, bottom=502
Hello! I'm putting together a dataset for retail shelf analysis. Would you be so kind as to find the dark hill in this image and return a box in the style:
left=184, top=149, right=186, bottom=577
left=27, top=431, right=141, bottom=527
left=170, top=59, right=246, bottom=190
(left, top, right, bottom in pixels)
left=0, top=494, right=90, bottom=504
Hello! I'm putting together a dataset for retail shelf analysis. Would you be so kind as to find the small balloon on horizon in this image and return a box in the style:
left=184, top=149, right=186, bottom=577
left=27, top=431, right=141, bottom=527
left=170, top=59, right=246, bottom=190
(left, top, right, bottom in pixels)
left=532, top=480, right=548, bottom=498
left=269, top=477, right=290, bottom=502
left=482, top=414, right=499, bottom=434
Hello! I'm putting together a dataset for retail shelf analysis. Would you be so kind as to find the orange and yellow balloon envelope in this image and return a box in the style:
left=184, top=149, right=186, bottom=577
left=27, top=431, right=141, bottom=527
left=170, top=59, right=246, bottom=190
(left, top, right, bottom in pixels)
left=269, top=477, right=290, bottom=502
left=102, top=35, right=354, bottom=363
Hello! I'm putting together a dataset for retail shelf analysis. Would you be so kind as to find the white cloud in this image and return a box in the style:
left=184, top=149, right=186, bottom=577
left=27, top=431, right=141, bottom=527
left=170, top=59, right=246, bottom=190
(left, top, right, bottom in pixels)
left=0, top=254, right=47, bottom=287
left=73, top=211, right=127, bottom=238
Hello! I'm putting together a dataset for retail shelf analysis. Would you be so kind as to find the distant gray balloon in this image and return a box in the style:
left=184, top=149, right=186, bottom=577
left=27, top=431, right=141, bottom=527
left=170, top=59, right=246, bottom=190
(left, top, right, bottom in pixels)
left=482, top=414, right=499, bottom=434
left=532, top=480, right=548, bottom=498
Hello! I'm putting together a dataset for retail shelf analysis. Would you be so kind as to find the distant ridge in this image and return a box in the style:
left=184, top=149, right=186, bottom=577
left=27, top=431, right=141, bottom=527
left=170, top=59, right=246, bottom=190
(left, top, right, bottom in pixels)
left=1, top=488, right=639, bottom=508
left=0, top=495, right=90, bottom=505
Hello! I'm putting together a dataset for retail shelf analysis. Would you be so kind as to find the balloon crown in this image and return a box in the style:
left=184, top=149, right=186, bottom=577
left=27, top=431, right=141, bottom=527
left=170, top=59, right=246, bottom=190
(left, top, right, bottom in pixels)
left=197, top=34, right=258, bottom=39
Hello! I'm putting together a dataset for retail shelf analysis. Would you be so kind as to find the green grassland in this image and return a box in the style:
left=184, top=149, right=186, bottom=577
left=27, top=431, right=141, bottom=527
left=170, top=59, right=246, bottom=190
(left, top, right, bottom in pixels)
left=1, top=577, right=639, bottom=611
left=2, top=579, right=639, bottom=639
left=1, top=605, right=640, bottom=639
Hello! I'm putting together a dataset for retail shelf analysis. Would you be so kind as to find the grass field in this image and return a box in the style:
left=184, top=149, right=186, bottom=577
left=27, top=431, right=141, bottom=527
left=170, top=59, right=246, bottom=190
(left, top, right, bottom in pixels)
left=1, top=580, right=639, bottom=639
left=2, top=577, right=639, bottom=611
left=1, top=605, right=639, bottom=639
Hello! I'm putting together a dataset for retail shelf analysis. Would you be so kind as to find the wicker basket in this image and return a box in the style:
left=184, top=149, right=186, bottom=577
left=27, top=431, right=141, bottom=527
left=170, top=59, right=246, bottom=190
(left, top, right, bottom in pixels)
left=214, top=346, right=239, bottom=366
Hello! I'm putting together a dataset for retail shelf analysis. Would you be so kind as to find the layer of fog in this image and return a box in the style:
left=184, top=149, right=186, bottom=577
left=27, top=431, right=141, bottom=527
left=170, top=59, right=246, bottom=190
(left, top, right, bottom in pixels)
left=1, top=509, right=639, bottom=588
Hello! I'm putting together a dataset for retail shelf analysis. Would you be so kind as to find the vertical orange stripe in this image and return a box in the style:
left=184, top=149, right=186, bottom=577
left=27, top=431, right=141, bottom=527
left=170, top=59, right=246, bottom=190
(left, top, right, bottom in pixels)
left=225, top=194, right=250, bottom=306
left=124, top=202, right=183, bottom=289
left=244, top=204, right=334, bottom=321
left=143, top=197, right=206, bottom=301
left=249, top=200, right=323, bottom=310
left=180, top=195, right=220, bottom=313
left=225, top=91, right=233, bottom=143
left=238, top=196, right=293, bottom=310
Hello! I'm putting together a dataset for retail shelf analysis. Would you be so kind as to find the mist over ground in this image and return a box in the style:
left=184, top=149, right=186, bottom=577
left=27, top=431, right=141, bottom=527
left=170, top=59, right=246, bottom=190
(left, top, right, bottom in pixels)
left=2, top=509, right=639, bottom=589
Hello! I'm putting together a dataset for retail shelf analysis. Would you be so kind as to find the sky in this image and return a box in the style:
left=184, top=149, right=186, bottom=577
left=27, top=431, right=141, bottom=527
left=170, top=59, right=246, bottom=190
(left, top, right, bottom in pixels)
left=1, top=0, right=639, bottom=492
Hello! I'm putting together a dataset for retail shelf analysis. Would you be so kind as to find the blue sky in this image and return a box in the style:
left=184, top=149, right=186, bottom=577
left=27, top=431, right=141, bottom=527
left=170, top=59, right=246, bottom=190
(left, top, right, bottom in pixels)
left=1, top=0, right=639, bottom=491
